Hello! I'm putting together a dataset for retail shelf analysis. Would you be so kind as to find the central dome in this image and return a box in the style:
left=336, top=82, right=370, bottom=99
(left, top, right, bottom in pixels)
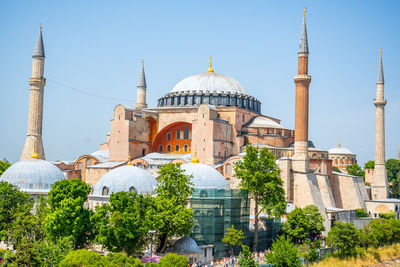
left=171, top=72, right=248, bottom=95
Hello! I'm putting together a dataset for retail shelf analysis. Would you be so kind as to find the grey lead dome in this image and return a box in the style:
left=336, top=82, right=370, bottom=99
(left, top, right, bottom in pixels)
left=181, top=163, right=228, bottom=190
left=1, top=159, right=65, bottom=192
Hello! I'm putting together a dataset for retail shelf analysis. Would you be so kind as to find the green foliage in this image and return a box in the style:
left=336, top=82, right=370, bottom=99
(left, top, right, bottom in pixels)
left=281, top=205, right=325, bottom=243
left=346, top=163, right=365, bottom=178
left=45, top=179, right=95, bottom=249
left=0, top=181, right=31, bottom=241
left=355, top=209, right=369, bottom=218
left=93, top=191, right=155, bottom=255
left=364, top=160, right=375, bottom=169
left=34, top=237, right=73, bottom=266
left=265, top=235, right=301, bottom=267
left=380, top=211, right=396, bottom=220
left=222, top=225, right=244, bottom=255
left=0, top=160, right=11, bottom=176
left=360, top=218, right=393, bottom=248
left=327, top=221, right=359, bottom=258
left=106, top=252, right=144, bottom=266
left=298, top=239, right=321, bottom=264
left=386, top=159, right=400, bottom=182
left=234, top=145, right=286, bottom=249
left=154, top=163, right=194, bottom=252
left=59, top=249, right=107, bottom=267
left=158, top=253, right=188, bottom=267
left=332, top=166, right=342, bottom=173
left=238, top=245, right=257, bottom=267
left=388, top=218, right=400, bottom=243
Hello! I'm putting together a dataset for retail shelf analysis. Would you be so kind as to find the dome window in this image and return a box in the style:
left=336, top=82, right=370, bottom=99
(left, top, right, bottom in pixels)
left=175, top=145, right=180, bottom=152
left=184, top=126, right=189, bottom=139
left=167, top=132, right=172, bottom=141
left=226, top=163, right=232, bottom=176
left=102, top=186, right=109, bottom=196
left=184, top=145, right=189, bottom=152
left=159, top=145, right=163, bottom=152
left=86, top=158, right=91, bottom=166
left=167, top=145, right=171, bottom=152
left=129, top=186, right=137, bottom=193
left=176, top=129, right=181, bottom=139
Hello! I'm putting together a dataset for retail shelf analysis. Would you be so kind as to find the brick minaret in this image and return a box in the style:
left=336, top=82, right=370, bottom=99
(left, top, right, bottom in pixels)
left=135, top=60, right=147, bottom=109
left=293, top=9, right=312, bottom=172
left=21, top=26, right=46, bottom=160
left=371, top=49, right=389, bottom=200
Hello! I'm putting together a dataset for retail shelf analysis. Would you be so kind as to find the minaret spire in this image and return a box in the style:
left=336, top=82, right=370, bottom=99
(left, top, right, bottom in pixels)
left=135, top=60, right=148, bottom=109
left=21, top=26, right=46, bottom=160
left=299, top=8, right=309, bottom=54
left=372, top=49, right=389, bottom=199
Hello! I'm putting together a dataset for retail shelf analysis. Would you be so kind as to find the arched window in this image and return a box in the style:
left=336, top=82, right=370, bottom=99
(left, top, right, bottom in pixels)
left=184, top=144, right=188, bottom=152
left=167, top=132, right=172, bottom=141
left=86, top=158, right=91, bottom=166
left=176, top=129, right=181, bottom=139
left=142, top=149, right=146, bottom=156
left=102, top=186, right=108, bottom=196
left=175, top=144, right=180, bottom=152
left=183, top=126, right=189, bottom=139
left=159, top=145, right=163, bottom=152
left=167, top=144, right=171, bottom=152
left=312, top=153, right=317, bottom=158
left=226, top=163, right=232, bottom=176
left=129, top=186, right=137, bottom=193
left=77, top=162, right=82, bottom=170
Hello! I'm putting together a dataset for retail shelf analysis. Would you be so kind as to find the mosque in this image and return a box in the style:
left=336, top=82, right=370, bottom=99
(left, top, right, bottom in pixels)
left=2, top=10, right=400, bottom=249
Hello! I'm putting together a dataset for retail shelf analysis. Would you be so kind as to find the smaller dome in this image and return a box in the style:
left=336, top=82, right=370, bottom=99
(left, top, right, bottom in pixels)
left=172, top=236, right=201, bottom=254
left=0, top=159, right=65, bottom=192
left=93, top=165, right=157, bottom=196
left=181, top=163, right=228, bottom=189
left=328, top=145, right=354, bottom=155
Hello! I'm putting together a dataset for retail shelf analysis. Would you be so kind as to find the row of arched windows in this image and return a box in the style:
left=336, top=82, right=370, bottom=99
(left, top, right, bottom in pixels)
left=102, top=186, right=136, bottom=196
left=158, top=144, right=189, bottom=153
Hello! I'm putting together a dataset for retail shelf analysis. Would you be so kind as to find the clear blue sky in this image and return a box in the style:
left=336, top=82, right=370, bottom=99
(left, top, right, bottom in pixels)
left=1, top=0, right=399, bottom=165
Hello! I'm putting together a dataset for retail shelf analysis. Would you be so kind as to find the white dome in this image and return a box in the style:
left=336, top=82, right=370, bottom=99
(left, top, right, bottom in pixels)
left=93, top=165, right=157, bottom=196
left=0, top=159, right=65, bottom=192
left=328, top=146, right=354, bottom=155
left=171, top=72, right=248, bottom=95
left=181, top=163, right=228, bottom=189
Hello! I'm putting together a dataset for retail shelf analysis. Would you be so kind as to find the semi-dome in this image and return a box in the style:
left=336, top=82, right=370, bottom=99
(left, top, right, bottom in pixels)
left=0, top=159, right=65, bottom=192
left=171, top=72, right=248, bottom=95
left=172, top=236, right=201, bottom=253
left=93, top=165, right=157, bottom=196
left=181, top=163, right=228, bottom=189
left=328, top=144, right=355, bottom=155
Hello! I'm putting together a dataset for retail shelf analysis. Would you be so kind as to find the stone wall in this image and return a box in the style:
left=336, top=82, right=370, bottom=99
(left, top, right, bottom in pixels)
left=331, top=172, right=369, bottom=210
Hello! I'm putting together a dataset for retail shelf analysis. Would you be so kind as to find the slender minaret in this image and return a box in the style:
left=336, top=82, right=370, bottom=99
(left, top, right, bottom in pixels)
left=21, top=26, right=46, bottom=160
left=292, top=9, right=312, bottom=172
left=371, top=49, right=389, bottom=200
left=135, top=60, right=147, bottom=109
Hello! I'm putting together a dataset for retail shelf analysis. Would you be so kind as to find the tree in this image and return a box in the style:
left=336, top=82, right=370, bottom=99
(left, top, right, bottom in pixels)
left=388, top=218, right=400, bottom=243
left=364, top=160, right=375, bottom=169
left=281, top=205, right=325, bottom=243
left=386, top=159, right=400, bottom=182
left=360, top=218, right=393, bottom=248
left=355, top=209, right=369, bottom=218
left=0, top=181, right=31, bottom=241
left=34, top=237, right=73, bottom=266
left=0, top=160, right=11, bottom=176
left=332, top=166, right=342, bottom=173
left=158, top=253, right=188, bottom=267
left=222, top=225, right=245, bottom=256
left=327, top=221, right=359, bottom=258
left=238, top=245, right=257, bottom=267
left=93, top=191, right=155, bottom=255
left=45, top=179, right=95, bottom=249
left=346, top=163, right=365, bottom=178
left=154, top=163, right=194, bottom=252
left=265, top=235, right=301, bottom=267
left=379, top=211, right=396, bottom=220
left=234, top=145, right=286, bottom=250
left=59, top=249, right=107, bottom=267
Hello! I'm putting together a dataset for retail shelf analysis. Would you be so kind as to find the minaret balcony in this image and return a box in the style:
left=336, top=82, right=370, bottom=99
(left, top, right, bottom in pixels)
left=374, top=99, right=387, bottom=107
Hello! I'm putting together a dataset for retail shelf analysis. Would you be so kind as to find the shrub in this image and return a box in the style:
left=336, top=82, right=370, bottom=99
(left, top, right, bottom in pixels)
left=360, top=219, right=393, bottom=248
left=159, top=253, right=188, bottom=267
left=59, top=249, right=107, bottom=267
left=327, top=221, right=359, bottom=258
left=238, top=245, right=256, bottom=267
left=379, top=211, right=396, bottom=220
left=355, top=209, right=369, bottom=218
left=106, top=252, right=143, bottom=266
left=265, top=235, right=301, bottom=267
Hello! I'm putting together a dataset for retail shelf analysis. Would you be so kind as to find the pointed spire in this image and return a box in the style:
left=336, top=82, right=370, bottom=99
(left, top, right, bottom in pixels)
left=137, top=60, right=147, bottom=88
left=298, top=8, right=309, bottom=54
left=207, top=56, right=214, bottom=72
left=377, top=49, right=384, bottom=84
left=33, top=25, right=45, bottom=58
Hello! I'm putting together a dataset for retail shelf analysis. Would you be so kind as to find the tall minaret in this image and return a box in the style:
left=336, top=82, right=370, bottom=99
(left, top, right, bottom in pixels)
left=371, top=49, right=389, bottom=200
left=21, top=26, right=46, bottom=160
left=135, top=60, right=147, bottom=109
left=293, top=9, right=312, bottom=172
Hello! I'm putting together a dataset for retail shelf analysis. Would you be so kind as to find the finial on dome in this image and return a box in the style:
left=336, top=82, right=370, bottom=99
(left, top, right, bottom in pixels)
left=207, top=56, right=214, bottom=73
left=338, top=141, right=341, bottom=148
left=191, top=147, right=200, bottom=163
left=127, top=151, right=132, bottom=165
left=304, top=7, right=306, bottom=17
left=31, top=143, right=39, bottom=159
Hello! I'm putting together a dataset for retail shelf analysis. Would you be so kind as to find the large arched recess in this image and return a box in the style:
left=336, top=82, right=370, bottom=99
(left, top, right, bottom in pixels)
left=151, top=122, right=192, bottom=153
